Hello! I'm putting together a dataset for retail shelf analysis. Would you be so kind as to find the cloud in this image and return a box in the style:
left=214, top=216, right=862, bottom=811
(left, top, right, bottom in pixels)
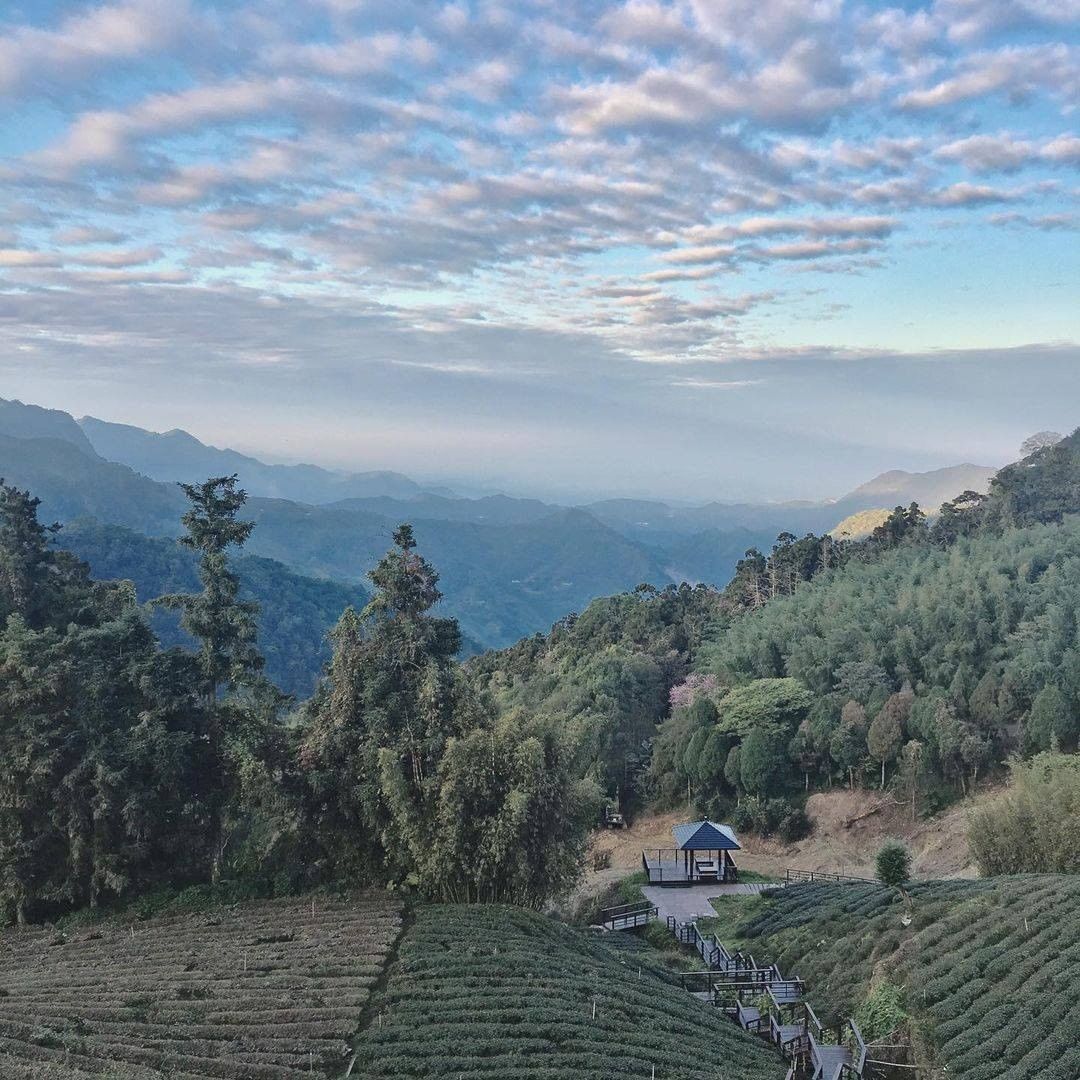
left=31, top=77, right=306, bottom=172
left=898, top=44, right=1077, bottom=109
left=0, top=0, right=1075, bottom=495
left=935, top=132, right=1080, bottom=172
left=0, top=0, right=193, bottom=97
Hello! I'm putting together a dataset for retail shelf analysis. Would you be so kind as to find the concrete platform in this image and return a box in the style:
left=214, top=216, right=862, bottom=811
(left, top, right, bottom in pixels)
left=642, top=882, right=779, bottom=924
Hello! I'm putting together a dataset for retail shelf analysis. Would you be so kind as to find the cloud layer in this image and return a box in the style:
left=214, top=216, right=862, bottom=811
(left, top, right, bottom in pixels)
left=0, top=0, right=1078, bottom=499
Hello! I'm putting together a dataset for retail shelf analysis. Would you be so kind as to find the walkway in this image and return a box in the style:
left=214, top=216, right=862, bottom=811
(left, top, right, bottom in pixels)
left=642, top=882, right=775, bottom=924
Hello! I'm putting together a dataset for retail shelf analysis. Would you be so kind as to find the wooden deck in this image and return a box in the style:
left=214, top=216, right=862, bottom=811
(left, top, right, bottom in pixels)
left=642, top=853, right=737, bottom=886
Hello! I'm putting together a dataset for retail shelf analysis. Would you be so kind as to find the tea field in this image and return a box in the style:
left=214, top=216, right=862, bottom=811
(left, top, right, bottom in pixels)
left=731, top=876, right=1080, bottom=1080
left=0, top=892, right=402, bottom=1079
left=356, top=903, right=785, bottom=1079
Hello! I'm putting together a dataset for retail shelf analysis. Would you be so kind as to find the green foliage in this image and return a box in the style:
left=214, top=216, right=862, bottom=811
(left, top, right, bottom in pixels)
left=60, top=519, right=370, bottom=696
left=293, top=526, right=597, bottom=905
left=875, top=841, right=912, bottom=886
left=0, top=483, right=214, bottom=925
left=968, top=751, right=1080, bottom=874
left=157, top=475, right=262, bottom=701
left=854, top=981, right=908, bottom=1041
left=357, top=903, right=782, bottom=1080
left=1022, top=685, right=1078, bottom=754
left=471, top=583, right=723, bottom=809
left=729, top=796, right=810, bottom=842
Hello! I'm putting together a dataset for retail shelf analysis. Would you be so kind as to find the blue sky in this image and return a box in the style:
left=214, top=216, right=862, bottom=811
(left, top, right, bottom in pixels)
left=0, top=0, right=1077, bottom=501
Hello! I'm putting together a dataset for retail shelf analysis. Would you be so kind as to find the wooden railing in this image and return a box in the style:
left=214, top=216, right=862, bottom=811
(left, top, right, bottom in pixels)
left=599, top=900, right=657, bottom=929
left=663, top=897, right=866, bottom=1077
left=848, top=1017, right=868, bottom=1074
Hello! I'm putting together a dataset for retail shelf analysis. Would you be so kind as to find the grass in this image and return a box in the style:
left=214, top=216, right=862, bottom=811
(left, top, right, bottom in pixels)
left=733, top=869, right=782, bottom=884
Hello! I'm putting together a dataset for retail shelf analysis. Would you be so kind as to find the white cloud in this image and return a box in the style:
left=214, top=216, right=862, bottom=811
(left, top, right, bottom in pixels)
left=0, top=0, right=193, bottom=96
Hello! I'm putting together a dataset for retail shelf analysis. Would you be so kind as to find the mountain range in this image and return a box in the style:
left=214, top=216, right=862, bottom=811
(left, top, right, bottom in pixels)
left=0, top=397, right=998, bottom=689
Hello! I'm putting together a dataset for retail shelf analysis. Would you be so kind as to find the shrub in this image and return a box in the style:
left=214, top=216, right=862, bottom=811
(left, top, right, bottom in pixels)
left=855, top=981, right=908, bottom=1040
left=875, top=842, right=912, bottom=887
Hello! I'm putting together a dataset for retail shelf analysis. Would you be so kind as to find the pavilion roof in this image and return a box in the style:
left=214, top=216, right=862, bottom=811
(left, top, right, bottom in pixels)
left=670, top=820, right=741, bottom=851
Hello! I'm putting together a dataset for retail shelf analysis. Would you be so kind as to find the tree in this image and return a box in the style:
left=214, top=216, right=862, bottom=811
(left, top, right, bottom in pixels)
left=1020, top=431, right=1064, bottom=457
left=896, top=739, right=924, bottom=821
left=159, top=475, right=262, bottom=705
left=833, top=662, right=888, bottom=704
left=0, top=484, right=211, bottom=924
left=875, top=841, right=912, bottom=886
left=968, top=751, right=1080, bottom=875
left=868, top=693, right=907, bottom=789
left=158, top=475, right=264, bottom=881
left=739, top=726, right=787, bottom=796
left=411, top=713, right=599, bottom=906
left=299, top=525, right=471, bottom=887
left=1022, top=685, right=1079, bottom=755
left=831, top=701, right=868, bottom=789
left=715, top=678, right=813, bottom=737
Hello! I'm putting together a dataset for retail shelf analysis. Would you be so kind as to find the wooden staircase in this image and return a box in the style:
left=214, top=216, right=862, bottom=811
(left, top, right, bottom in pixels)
left=665, top=917, right=867, bottom=1079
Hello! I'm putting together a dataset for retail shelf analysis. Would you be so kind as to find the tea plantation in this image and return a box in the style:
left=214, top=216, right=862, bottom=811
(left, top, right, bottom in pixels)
left=731, top=876, right=1080, bottom=1080
left=0, top=893, right=402, bottom=1078
left=357, top=903, right=786, bottom=1079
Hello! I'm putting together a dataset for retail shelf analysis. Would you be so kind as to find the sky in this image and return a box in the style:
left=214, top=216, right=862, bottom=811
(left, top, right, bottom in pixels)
left=0, top=0, right=1078, bottom=502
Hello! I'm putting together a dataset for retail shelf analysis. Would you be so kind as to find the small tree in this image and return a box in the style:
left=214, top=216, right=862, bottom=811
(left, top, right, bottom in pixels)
left=868, top=696, right=905, bottom=789
left=876, top=841, right=912, bottom=887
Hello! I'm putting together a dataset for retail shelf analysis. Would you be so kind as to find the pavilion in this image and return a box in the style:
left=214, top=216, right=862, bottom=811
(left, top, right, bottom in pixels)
left=641, top=819, right=741, bottom=886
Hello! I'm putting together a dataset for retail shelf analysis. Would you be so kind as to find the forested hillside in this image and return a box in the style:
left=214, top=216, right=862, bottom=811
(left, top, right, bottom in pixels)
left=472, top=429, right=1080, bottom=842
left=653, top=428, right=1080, bottom=831
left=469, top=583, right=723, bottom=811
left=60, top=520, right=371, bottom=696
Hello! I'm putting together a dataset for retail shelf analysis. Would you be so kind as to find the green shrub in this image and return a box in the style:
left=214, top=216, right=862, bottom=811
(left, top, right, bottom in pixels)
left=876, top=842, right=912, bottom=887
left=855, top=981, right=908, bottom=1040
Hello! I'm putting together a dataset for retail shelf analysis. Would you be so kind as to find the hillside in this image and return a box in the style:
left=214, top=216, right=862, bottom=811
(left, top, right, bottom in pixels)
left=0, top=892, right=403, bottom=1079
left=829, top=508, right=892, bottom=540
left=842, top=463, right=996, bottom=509
left=357, top=903, right=784, bottom=1080
left=0, top=402, right=714, bottom=648
left=59, top=521, right=372, bottom=695
left=0, top=398, right=99, bottom=456
left=79, top=415, right=433, bottom=503
left=722, top=877, right=1080, bottom=1079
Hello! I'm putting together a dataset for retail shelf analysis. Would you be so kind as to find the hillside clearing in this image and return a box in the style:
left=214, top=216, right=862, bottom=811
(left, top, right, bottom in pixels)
left=0, top=893, right=401, bottom=1079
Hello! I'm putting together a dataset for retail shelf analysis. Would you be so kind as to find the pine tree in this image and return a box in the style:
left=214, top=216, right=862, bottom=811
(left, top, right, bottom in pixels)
left=158, top=475, right=263, bottom=881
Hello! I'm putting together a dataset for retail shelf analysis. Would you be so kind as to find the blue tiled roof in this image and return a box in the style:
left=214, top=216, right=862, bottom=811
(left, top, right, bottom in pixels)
left=670, top=820, right=741, bottom=851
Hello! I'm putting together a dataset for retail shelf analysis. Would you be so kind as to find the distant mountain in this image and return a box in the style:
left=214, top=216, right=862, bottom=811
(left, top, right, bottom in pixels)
left=840, top=464, right=997, bottom=510
left=0, top=396, right=1004, bottom=652
left=586, top=464, right=998, bottom=541
left=0, top=398, right=98, bottom=457
left=830, top=508, right=893, bottom=540
left=0, top=403, right=690, bottom=648
left=77, top=415, right=437, bottom=503
left=0, top=433, right=186, bottom=535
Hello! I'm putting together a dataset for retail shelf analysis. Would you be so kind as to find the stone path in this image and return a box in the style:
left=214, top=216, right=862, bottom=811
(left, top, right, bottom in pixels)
left=642, top=882, right=778, bottom=924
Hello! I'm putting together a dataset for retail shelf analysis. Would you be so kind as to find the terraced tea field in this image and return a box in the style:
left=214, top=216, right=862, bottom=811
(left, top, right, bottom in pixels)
left=358, top=903, right=785, bottom=1080
left=0, top=893, right=402, bottom=1079
left=732, top=876, right=1080, bottom=1080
